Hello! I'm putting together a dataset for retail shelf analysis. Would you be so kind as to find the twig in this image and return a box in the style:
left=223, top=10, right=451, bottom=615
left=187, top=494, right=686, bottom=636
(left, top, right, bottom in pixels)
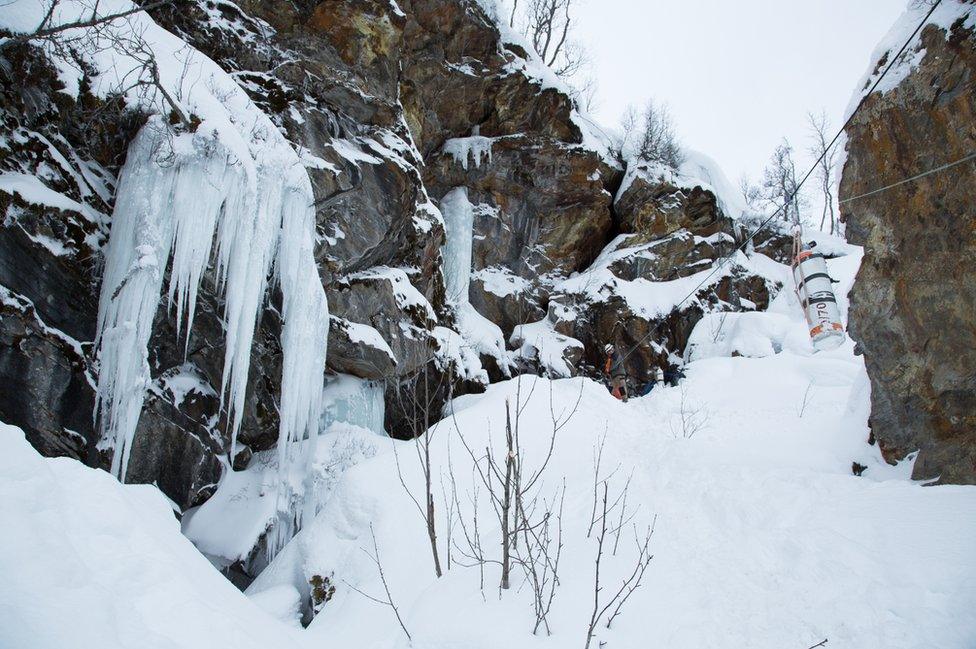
left=342, top=524, right=411, bottom=641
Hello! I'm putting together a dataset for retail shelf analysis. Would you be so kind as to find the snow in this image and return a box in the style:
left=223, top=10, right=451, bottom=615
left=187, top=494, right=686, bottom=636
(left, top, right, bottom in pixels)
left=557, top=252, right=741, bottom=321
left=457, top=300, right=510, bottom=372
left=684, top=311, right=796, bottom=362
left=0, top=171, right=106, bottom=223
left=431, top=325, right=489, bottom=384
left=252, top=235, right=976, bottom=649
left=342, top=319, right=397, bottom=362
left=248, top=585, right=304, bottom=628
left=183, top=375, right=384, bottom=566
left=349, top=266, right=437, bottom=323
left=509, top=311, right=583, bottom=378
left=252, top=352, right=976, bottom=649
left=472, top=265, right=532, bottom=298
left=0, top=422, right=306, bottom=649
left=845, top=0, right=976, bottom=120
left=7, top=223, right=976, bottom=647
left=616, top=148, right=746, bottom=220
left=157, top=364, right=217, bottom=409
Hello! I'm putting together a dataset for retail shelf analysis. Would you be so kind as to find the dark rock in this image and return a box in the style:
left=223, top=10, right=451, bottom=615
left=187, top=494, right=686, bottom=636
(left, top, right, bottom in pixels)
left=125, top=391, right=223, bottom=511
left=0, top=299, right=96, bottom=461
left=428, top=135, right=615, bottom=280
left=327, top=315, right=398, bottom=378
left=329, top=270, right=437, bottom=378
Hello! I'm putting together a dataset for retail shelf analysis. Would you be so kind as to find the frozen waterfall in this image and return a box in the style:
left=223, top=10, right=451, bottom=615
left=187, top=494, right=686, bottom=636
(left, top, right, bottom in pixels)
left=439, top=186, right=475, bottom=304
left=322, top=374, right=386, bottom=435
left=95, top=118, right=328, bottom=558
left=438, top=177, right=510, bottom=377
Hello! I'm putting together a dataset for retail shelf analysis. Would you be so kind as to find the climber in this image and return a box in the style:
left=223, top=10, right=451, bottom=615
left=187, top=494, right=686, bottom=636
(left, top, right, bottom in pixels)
left=638, top=365, right=664, bottom=397
left=663, top=365, right=686, bottom=387
left=603, top=344, right=629, bottom=402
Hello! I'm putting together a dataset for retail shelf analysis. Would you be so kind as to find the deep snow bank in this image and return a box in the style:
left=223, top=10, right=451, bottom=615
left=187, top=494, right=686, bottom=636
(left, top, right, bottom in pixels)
left=0, top=423, right=306, bottom=649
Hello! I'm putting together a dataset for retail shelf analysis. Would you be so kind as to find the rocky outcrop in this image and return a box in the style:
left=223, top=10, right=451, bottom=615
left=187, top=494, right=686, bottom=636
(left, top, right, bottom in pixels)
left=840, top=8, right=976, bottom=484
left=515, top=164, right=780, bottom=382
left=0, top=0, right=783, bottom=533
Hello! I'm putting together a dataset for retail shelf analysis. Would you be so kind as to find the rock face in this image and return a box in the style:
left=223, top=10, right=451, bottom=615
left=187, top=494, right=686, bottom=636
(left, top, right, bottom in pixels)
left=840, top=9, right=976, bottom=484
left=536, top=165, right=779, bottom=382
left=0, top=0, right=783, bottom=543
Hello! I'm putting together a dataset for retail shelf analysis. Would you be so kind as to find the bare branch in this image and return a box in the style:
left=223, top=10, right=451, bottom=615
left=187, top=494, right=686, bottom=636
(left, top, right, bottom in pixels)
left=0, top=0, right=172, bottom=52
left=343, top=524, right=411, bottom=641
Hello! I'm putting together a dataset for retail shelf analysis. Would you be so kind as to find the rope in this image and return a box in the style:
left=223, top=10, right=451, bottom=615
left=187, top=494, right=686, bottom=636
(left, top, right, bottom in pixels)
left=616, top=0, right=943, bottom=365
left=839, top=151, right=976, bottom=204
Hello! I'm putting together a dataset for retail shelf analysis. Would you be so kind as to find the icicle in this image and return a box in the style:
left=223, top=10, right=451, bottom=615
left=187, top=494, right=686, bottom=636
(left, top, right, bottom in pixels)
left=96, top=124, right=232, bottom=479
left=439, top=186, right=475, bottom=304
left=266, top=166, right=330, bottom=559
left=214, top=161, right=285, bottom=457
left=96, top=118, right=329, bottom=561
left=442, top=136, right=493, bottom=170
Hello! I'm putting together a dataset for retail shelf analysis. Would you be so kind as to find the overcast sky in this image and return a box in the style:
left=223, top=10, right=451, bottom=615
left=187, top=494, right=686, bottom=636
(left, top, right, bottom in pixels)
left=571, top=0, right=907, bottom=190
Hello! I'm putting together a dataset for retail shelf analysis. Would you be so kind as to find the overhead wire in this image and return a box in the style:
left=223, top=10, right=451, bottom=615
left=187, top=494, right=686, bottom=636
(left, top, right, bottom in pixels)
left=838, top=150, right=976, bottom=204
left=616, top=0, right=945, bottom=365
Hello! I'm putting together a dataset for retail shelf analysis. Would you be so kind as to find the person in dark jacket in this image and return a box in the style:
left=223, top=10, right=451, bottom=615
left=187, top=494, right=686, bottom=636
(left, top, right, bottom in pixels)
left=603, top=344, right=629, bottom=402
left=663, top=366, right=686, bottom=387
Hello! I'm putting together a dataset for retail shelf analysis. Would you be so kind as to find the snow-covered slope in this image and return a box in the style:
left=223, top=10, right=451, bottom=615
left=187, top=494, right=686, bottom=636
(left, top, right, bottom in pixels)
left=3, top=230, right=976, bottom=647
left=243, top=240, right=976, bottom=649
left=0, top=422, right=307, bottom=649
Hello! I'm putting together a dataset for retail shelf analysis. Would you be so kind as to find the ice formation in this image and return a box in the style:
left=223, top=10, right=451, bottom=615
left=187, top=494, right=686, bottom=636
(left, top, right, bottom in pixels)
left=442, top=136, right=493, bottom=171
left=439, top=187, right=475, bottom=303
left=438, top=185, right=511, bottom=378
left=321, top=375, right=386, bottom=436
left=96, top=120, right=328, bottom=556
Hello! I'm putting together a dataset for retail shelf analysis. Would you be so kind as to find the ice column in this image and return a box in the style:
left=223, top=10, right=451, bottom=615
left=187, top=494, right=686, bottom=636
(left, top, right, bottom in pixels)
left=439, top=186, right=475, bottom=304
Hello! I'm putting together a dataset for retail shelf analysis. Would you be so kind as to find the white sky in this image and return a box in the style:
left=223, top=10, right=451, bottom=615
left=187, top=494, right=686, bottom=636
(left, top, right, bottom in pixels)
left=572, top=0, right=907, bottom=193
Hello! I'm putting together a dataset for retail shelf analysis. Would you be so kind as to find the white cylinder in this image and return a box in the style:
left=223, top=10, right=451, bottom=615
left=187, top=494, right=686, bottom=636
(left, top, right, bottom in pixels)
left=793, top=250, right=846, bottom=351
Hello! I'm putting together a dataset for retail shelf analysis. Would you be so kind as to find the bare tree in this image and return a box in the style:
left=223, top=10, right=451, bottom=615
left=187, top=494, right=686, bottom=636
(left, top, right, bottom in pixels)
left=0, top=0, right=172, bottom=53
left=584, top=475, right=655, bottom=649
left=807, top=110, right=839, bottom=234
left=739, top=173, right=764, bottom=213
left=670, top=383, right=708, bottom=439
left=453, top=376, right=581, bottom=634
left=759, top=139, right=806, bottom=224
left=512, top=0, right=587, bottom=80
left=637, top=100, right=684, bottom=169
left=0, top=1, right=192, bottom=129
left=611, top=100, right=684, bottom=170
left=389, top=359, right=454, bottom=579
left=796, top=380, right=815, bottom=418
left=571, top=74, right=600, bottom=114
left=342, top=524, right=412, bottom=642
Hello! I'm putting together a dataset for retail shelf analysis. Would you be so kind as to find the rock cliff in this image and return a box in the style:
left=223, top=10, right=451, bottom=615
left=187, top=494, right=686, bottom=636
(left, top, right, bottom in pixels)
left=0, top=0, right=780, bottom=562
left=840, top=2, right=976, bottom=484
